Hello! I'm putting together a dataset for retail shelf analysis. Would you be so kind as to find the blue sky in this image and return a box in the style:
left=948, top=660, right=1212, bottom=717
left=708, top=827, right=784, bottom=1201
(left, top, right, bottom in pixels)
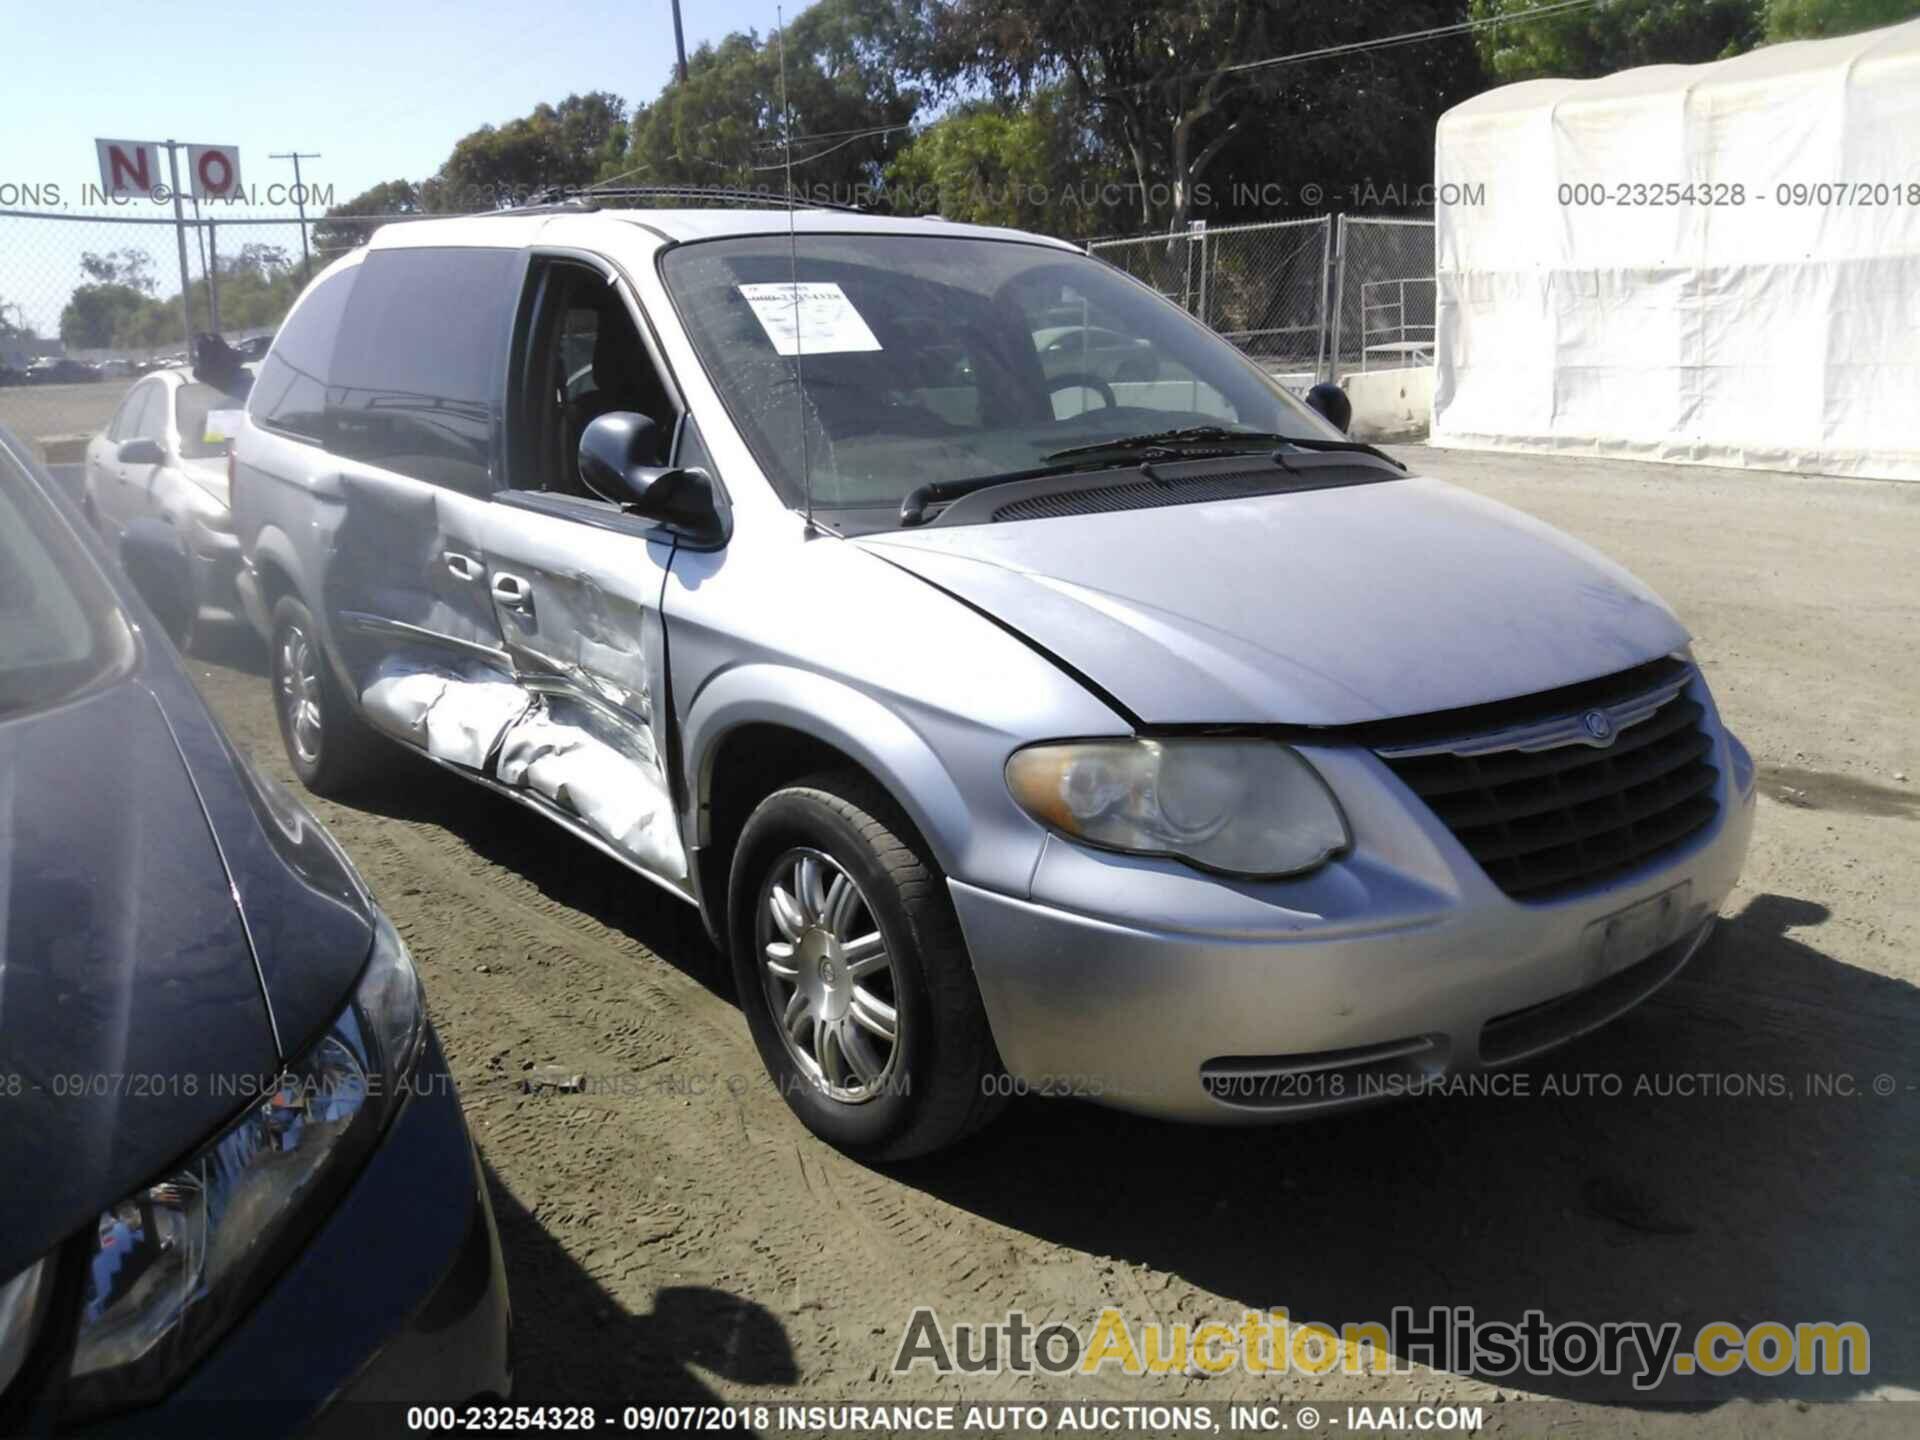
left=5, top=0, right=782, bottom=211
left=2, top=0, right=785, bottom=333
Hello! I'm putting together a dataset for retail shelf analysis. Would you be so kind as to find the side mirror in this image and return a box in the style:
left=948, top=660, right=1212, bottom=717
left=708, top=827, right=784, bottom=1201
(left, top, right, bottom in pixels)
left=118, top=437, right=166, bottom=466
left=579, top=412, right=725, bottom=543
left=120, top=519, right=193, bottom=643
left=1304, top=382, right=1352, bottom=435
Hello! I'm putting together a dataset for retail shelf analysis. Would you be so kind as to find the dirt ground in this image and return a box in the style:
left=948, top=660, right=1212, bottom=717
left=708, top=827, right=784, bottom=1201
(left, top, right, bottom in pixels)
left=0, top=377, right=133, bottom=447
left=180, top=447, right=1919, bottom=1435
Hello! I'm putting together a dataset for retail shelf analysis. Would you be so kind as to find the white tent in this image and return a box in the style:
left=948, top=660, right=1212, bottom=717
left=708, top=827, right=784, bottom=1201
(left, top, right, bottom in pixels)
left=1431, top=18, right=1920, bottom=481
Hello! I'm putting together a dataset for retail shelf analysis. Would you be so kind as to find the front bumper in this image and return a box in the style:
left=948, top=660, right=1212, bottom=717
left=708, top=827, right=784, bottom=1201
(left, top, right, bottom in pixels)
left=953, top=704, right=1758, bottom=1124
left=79, top=1025, right=511, bottom=1436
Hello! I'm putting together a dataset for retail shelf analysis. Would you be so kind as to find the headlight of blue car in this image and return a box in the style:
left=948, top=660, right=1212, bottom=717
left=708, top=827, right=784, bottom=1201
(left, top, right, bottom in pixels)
left=60, top=912, right=422, bottom=1419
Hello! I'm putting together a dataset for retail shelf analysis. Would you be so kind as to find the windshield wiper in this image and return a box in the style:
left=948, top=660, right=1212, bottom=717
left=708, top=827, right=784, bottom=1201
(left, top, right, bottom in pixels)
left=898, top=461, right=1110, bottom=526
left=899, top=427, right=1301, bottom=527
left=895, top=428, right=1406, bottom=528
left=1045, top=425, right=1406, bottom=470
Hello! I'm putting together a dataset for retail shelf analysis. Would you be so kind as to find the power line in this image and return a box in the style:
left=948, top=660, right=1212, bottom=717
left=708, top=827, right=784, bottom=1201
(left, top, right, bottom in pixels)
left=751, top=120, right=915, bottom=151
left=1181, top=0, right=1608, bottom=87
left=750, top=124, right=912, bottom=170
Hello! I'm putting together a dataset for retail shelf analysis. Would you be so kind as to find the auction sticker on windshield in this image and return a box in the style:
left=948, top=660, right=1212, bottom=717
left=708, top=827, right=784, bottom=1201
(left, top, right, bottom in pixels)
left=738, top=281, right=883, bottom=356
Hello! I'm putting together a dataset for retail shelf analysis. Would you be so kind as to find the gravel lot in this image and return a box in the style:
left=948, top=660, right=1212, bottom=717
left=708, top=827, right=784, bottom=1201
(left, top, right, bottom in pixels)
left=0, top=377, right=133, bottom=448
left=181, top=448, right=1919, bottom=1433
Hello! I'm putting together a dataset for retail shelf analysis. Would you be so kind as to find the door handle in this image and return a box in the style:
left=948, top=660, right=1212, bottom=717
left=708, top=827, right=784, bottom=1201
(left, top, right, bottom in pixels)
left=445, top=551, right=482, bottom=582
left=491, top=573, right=533, bottom=610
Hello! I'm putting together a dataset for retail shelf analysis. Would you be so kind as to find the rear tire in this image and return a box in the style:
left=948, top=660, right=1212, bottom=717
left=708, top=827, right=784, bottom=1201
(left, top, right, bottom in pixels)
left=729, top=772, right=1007, bottom=1161
left=269, top=594, right=388, bottom=797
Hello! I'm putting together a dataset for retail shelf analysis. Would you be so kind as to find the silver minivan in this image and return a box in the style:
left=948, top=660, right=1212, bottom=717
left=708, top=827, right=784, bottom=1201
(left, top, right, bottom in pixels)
left=232, top=200, right=1755, bottom=1159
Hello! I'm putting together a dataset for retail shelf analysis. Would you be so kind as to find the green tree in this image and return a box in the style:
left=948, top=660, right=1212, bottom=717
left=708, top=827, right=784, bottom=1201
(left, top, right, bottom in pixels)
left=434, top=91, right=629, bottom=208
left=313, top=178, right=426, bottom=256
left=200, top=243, right=307, bottom=332
left=78, top=248, right=157, bottom=295
left=1765, top=0, right=1920, bottom=36
left=1470, top=0, right=1765, bottom=81
left=924, top=0, right=1483, bottom=231
left=60, top=284, right=151, bottom=348
left=0, top=299, right=34, bottom=340
left=613, top=0, right=924, bottom=205
left=885, top=93, right=1125, bottom=235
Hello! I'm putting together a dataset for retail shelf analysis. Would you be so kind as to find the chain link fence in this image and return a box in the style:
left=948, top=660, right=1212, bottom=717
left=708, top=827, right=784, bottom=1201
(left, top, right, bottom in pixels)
left=1089, top=218, right=1332, bottom=387
left=1329, top=215, right=1435, bottom=379
left=1088, top=213, right=1436, bottom=393
left=0, top=209, right=411, bottom=457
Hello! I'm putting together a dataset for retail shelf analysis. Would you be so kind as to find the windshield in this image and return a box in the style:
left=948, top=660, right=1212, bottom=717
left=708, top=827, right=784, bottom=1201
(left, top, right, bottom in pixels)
left=661, top=234, right=1340, bottom=515
left=0, top=441, right=133, bottom=716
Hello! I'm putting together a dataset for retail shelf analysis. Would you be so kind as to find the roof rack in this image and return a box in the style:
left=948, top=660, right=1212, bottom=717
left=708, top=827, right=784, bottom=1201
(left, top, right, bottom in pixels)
left=516, top=183, right=866, bottom=215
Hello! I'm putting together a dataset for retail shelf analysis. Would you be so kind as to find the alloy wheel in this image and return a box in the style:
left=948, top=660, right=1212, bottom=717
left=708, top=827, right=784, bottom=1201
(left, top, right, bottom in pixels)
left=756, top=847, right=901, bottom=1103
left=277, top=624, right=324, bottom=766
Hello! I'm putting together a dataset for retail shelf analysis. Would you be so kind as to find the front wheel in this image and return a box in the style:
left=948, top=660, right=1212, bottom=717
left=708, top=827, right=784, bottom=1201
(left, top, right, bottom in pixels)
left=729, top=774, right=1006, bottom=1161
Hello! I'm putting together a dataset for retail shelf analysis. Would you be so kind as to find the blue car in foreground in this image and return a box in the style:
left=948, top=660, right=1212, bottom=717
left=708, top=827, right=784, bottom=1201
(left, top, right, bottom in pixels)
left=0, top=426, right=510, bottom=1432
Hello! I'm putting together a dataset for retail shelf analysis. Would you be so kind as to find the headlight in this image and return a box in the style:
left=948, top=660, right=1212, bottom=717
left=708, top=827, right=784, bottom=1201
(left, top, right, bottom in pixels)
left=1006, top=738, right=1349, bottom=878
left=61, top=912, right=422, bottom=1420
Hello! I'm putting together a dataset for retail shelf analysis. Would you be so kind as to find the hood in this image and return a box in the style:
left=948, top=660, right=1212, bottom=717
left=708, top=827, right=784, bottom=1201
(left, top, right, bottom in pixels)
left=859, top=475, right=1688, bottom=726
left=0, top=680, right=275, bottom=1280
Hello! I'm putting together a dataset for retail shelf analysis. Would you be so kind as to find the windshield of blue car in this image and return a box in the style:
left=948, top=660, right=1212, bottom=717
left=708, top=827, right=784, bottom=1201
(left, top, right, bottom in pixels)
left=660, top=233, right=1340, bottom=514
left=0, top=441, right=133, bottom=715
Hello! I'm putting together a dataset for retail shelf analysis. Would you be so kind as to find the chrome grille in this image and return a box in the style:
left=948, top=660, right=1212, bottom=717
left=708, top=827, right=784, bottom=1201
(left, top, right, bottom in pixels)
left=1373, top=658, right=1719, bottom=902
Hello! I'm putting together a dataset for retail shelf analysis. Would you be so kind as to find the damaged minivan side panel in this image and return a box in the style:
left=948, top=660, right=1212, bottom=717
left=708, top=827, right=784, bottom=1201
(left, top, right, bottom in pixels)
left=477, top=498, right=688, bottom=889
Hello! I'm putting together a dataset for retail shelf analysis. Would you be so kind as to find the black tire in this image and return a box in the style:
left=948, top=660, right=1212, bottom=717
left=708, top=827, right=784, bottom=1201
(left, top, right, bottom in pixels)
left=729, top=772, right=1007, bottom=1161
left=268, top=594, right=389, bottom=797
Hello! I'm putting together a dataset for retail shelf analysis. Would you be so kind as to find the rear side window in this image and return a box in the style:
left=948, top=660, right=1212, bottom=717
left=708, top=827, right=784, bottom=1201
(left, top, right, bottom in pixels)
left=252, top=264, right=357, bottom=443
left=327, top=247, right=517, bottom=495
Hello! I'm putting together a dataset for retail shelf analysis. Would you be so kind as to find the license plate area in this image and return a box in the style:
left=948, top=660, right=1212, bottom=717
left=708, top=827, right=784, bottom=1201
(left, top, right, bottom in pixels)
left=1584, top=881, right=1692, bottom=982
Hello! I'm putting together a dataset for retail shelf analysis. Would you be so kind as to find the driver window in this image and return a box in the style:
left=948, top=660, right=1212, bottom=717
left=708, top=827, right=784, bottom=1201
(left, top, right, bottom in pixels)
left=1028, top=283, right=1238, bottom=423
left=517, top=261, right=674, bottom=495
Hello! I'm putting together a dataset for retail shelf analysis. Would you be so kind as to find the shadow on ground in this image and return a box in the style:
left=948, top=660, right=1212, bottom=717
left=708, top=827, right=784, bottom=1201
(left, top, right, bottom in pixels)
left=482, top=1161, right=796, bottom=1408
left=185, top=622, right=269, bottom=677
left=893, top=893, right=1918, bottom=1405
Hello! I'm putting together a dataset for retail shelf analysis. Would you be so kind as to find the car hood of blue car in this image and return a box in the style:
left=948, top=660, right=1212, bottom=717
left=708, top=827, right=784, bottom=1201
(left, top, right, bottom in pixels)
left=0, top=664, right=374, bottom=1282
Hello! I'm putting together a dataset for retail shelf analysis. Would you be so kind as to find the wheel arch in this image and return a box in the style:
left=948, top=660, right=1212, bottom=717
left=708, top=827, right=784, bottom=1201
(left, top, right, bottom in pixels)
left=685, top=667, right=982, bottom=952
left=248, top=524, right=307, bottom=616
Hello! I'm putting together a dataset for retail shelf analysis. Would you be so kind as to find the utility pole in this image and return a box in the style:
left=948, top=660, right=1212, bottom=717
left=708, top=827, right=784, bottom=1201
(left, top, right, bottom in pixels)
left=207, top=222, right=221, bottom=336
left=670, top=0, right=688, bottom=82
left=162, top=141, right=195, bottom=358
left=191, top=193, right=213, bottom=332
left=272, top=151, right=322, bottom=283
